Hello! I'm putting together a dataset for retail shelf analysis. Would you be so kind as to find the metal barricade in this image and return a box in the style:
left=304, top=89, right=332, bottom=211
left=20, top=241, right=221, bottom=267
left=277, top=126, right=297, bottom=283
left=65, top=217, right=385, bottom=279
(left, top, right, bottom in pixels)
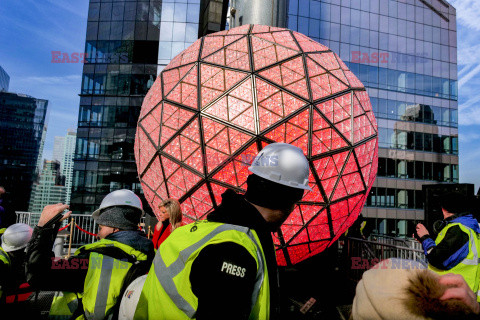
left=16, top=211, right=147, bottom=252
left=345, top=237, right=425, bottom=282
left=15, top=211, right=34, bottom=226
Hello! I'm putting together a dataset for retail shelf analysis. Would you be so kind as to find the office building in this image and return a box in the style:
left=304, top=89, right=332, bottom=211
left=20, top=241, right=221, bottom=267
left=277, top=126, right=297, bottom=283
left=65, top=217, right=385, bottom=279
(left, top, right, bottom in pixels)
left=53, top=136, right=65, bottom=165
left=0, top=66, right=9, bottom=92
left=0, top=92, right=48, bottom=212
left=221, top=0, right=458, bottom=236
left=29, top=161, right=66, bottom=222
left=53, top=130, right=77, bottom=204
left=35, top=118, right=48, bottom=175
left=72, top=0, right=201, bottom=214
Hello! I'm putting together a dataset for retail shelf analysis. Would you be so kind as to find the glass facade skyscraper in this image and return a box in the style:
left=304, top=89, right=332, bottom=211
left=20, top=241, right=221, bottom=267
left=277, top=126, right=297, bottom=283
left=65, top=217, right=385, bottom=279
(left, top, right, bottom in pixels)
left=0, top=65, right=9, bottom=92
left=28, top=160, right=66, bottom=219
left=157, top=0, right=200, bottom=71
left=285, top=0, right=458, bottom=236
left=0, top=92, right=48, bottom=212
left=72, top=0, right=200, bottom=214
left=53, top=130, right=77, bottom=205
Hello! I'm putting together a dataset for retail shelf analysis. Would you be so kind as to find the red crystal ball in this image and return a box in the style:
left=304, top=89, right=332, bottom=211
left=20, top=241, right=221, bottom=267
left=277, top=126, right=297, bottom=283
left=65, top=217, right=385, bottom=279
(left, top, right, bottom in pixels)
left=135, top=25, right=378, bottom=265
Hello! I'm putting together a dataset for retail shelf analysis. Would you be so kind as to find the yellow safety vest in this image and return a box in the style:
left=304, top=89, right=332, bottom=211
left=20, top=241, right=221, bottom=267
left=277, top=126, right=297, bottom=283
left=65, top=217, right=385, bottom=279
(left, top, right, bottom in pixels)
left=428, top=222, right=480, bottom=301
left=134, top=221, right=270, bottom=320
left=0, top=246, right=11, bottom=300
left=49, top=291, right=80, bottom=320
left=49, top=239, right=149, bottom=320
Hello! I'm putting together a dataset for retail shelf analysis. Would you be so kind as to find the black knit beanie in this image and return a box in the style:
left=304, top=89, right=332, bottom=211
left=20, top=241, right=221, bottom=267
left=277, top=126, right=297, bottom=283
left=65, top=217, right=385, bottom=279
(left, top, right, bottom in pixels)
left=244, top=174, right=305, bottom=210
left=95, top=206, right=142, bottom=230
left=439, top=192, right=471, bottom=215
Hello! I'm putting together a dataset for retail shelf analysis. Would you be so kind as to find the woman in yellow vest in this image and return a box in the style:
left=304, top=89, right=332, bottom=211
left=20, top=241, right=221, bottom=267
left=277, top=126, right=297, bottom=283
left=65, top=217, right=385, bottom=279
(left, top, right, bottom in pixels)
left=134, top=143, right=311, bottom=320
left=416, top=192, right=480, bottom=301
left=25, top=189, right=155, bottom=319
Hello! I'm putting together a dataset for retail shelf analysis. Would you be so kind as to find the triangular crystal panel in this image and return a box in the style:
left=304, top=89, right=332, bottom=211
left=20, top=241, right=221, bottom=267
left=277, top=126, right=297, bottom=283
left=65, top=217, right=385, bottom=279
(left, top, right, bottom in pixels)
left=203, top=37, right=250, bottom=71
left=200, top=64, right=248, bottom=109
left=159, top=103, right=196, bottom=146
left=165, top=65, right=198, bottom=109
left=258, top=56, right=309, bottom=100
left=201, top=35, right=244, bottom=58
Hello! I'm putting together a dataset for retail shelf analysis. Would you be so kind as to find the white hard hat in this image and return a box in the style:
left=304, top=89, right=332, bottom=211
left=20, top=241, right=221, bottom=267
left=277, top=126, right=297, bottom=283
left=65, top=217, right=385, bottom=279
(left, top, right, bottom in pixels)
left=118, top=275, right=147, bottom=320
left=249, top=143, right=312, bottom=191
left=1, top=223, right=33, bottom=252
left=92, top=189, right=144, bottom=220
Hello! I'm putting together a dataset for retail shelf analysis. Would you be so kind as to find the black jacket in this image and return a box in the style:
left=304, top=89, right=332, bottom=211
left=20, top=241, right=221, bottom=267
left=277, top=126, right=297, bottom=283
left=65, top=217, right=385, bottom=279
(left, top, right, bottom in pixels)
left=25, top=225, right=154, bottom=293
left=421, top=214, right=480, bottom=270
left=189, top=189, right=280, bottom=320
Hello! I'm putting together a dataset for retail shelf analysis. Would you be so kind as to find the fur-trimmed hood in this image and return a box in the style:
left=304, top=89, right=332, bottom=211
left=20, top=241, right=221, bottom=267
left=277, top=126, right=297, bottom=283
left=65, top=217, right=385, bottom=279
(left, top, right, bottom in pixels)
left=405, top=269, right=476, bottom=320
left=351, top=259, right=477, bottom=320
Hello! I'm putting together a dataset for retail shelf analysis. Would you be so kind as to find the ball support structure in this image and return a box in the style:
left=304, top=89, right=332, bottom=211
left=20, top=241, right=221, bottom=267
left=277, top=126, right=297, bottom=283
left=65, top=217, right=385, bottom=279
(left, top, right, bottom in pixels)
left=135, top=25, right=378, bottom=265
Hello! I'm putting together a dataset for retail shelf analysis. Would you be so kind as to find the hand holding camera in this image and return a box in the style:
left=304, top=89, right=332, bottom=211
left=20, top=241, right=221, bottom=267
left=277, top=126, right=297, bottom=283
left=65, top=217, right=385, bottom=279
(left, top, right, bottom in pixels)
left=38, top=203, right=71, bottom=228
left=413, top=223, right=429, bottom=242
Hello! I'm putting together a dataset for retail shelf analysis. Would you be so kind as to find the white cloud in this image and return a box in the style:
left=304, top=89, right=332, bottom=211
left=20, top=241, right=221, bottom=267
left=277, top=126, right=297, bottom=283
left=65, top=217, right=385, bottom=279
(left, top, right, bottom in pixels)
left=1, top=14, right=80, bottom=52
left=45, top=0, right=87, bottom=19
left=457, top=43, right=480, bottom=66
left=450, top=0, right=480, bottom=31
left=458, top=84, right=480, bottom=126
left=20, top=75, right=81, bottom=86
left=459, top=107, right=480, bottom=126
left=10, top=74, right=82, bottom=104
left=459, top=132, right=480, bottom=143
left=458, top=64, right=480, bottom=88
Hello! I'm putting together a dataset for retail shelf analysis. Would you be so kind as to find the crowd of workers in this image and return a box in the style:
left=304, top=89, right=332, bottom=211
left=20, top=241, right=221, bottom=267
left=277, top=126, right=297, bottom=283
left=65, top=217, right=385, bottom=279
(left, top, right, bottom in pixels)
left=0, top=143, right=480, bottom=319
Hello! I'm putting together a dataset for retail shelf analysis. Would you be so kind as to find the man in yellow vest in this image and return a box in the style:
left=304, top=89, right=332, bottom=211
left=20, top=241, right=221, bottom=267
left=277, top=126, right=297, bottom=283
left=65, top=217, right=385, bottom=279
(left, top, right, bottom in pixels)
left=416, top=192, right=480, bottom=301
left=26, top=189, right=155, bottom=319
left=134, top=143, right=311, bottom=320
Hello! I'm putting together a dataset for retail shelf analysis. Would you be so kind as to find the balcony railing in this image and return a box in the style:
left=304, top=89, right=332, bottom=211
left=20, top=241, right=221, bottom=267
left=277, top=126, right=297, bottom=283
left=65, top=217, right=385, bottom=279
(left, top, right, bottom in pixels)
left=345, top=236, right=425, bottom=282
left=16, top=211, right=147, bottom=253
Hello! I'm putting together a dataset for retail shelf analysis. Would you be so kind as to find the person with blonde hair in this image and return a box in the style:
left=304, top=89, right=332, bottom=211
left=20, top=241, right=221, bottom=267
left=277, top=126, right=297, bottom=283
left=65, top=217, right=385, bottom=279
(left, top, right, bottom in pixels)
left=152, top=198, right=183, bottom=250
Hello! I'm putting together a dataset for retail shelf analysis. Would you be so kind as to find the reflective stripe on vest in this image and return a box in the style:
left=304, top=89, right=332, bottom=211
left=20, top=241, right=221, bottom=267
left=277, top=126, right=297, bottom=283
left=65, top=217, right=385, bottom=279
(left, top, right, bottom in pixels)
left=0, top=247, right=9, bottom=264
left=459, top=228, right=479, bottom=265
left=0, top=247, right=10, bottom=299
left=84, top=256, right=116, bottom=320
left=50, top=239, right=147, bottom=320
left=82, top=244, right=143, bottom=320
left=428, top=222, right=480, bottom=301
left=136, top=221, right=270, bottom=320
left=49, top=291, right=79, bottom=319
left=154, top=223, right=265, bottom=318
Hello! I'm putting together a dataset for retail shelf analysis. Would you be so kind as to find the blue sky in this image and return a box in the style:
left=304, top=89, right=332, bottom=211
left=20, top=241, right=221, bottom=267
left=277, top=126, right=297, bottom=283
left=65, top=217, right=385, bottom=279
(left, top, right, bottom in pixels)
left=0, top=0, right=88, bottom=161
left=449, top=0, right=480, bottom=192
left=0, top=0, right=478, bottom=191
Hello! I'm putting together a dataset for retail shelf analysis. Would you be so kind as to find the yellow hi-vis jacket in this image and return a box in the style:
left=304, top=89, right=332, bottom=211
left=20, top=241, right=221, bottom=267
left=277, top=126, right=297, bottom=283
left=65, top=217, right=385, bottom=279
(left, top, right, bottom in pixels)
left=428, top=222, right=480, bottom=302
left=48, top=239, right=149, bottom=320
left=49, top=291, right=80, bottom=320
left=0, top=246, right=11, bottom=299
left=134, top=221, right=270, bottom=319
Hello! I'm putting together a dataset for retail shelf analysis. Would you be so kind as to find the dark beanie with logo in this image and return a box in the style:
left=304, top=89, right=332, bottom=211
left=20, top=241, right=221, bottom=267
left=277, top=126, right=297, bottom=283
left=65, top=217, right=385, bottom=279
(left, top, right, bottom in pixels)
left=244, top=174, right=305, bottom=210
left=95, top=206, right=142, bottom=230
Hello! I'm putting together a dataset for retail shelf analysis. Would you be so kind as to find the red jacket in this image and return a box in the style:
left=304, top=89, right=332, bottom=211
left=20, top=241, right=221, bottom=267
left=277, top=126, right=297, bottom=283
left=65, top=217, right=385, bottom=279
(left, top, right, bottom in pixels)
left=152, top=221, right=172, bottom=250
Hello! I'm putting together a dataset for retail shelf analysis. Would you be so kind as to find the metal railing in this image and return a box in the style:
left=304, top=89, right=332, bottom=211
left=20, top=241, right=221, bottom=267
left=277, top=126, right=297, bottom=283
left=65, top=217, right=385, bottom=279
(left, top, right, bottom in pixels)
left=16, top=211, right=36, bottom=226
left=368, top=234, right=424, bottom=252
left=16, top=211, right=147, bottom=251
left=345, top=236, right=426, bottom=281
